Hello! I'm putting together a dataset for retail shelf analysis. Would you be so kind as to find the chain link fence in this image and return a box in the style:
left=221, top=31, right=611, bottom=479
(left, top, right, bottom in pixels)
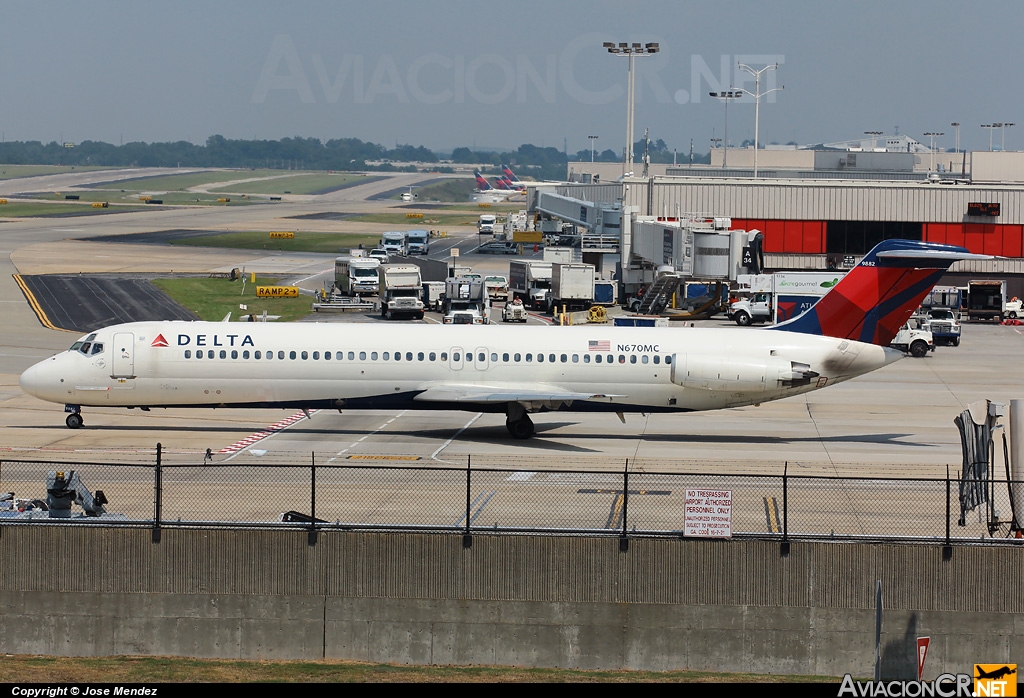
left=1, top=448, right=1021, bottom=544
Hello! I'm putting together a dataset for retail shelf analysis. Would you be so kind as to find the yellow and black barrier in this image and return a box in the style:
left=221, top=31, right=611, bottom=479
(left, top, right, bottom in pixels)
left=92, top=202, right=109, bottom=208
left=269, top=231, right=295, bottom=239
left=405, top=213, right=423, bottom=218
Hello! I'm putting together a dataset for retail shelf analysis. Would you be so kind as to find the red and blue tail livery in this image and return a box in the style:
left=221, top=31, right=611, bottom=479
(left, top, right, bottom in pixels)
left=777, top=239, right=986, bottom=346
left=474, top=171, right=493, bottom=191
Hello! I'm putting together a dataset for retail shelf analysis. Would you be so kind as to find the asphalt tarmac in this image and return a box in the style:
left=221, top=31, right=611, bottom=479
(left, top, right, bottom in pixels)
left=2, top=168, right=1023, bottom=498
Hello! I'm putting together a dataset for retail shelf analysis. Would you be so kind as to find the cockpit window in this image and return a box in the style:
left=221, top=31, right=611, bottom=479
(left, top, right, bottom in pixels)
left=91, top=343, right=104, bottom=355
left=70, top=334, right=99, bottom=355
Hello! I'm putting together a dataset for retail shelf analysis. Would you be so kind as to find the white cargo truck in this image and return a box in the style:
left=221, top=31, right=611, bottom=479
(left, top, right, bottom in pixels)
left=547, top=262, right=595, bottom=313
left=509, top=260, right=553, bottom=309
left=406, top=229, right=429, bottom=255
left=380, top=264, right=425, bottom=320
left=729, top=272, right=845, bottom=325
left=442, top=277, right=488, bottom=324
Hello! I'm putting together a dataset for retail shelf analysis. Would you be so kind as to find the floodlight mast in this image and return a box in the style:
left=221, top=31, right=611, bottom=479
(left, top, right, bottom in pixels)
left=604, top=41, right=659, bottom=176
left=710, top=90, right=742, bottom=168
left=736, top=62, right=784, bottom=178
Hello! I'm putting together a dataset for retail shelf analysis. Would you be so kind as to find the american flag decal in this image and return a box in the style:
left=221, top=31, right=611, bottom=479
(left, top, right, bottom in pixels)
left=588, top=340, right=610, bottom=351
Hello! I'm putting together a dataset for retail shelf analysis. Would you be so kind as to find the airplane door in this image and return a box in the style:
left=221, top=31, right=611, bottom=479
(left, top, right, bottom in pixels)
left=111, top=332, right=136, bottom=382
left=449, top=346, right=464, bottom=371
left=474, top=347, right=489, bottom=371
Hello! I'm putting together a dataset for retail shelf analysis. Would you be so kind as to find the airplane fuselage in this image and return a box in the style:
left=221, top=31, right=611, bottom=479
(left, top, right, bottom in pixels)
left=19, top=321, right=901, bottom=417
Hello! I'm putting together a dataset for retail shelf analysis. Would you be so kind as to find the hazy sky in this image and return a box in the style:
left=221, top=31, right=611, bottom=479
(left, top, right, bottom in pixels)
left=3, top=0, right=1022, bottom=155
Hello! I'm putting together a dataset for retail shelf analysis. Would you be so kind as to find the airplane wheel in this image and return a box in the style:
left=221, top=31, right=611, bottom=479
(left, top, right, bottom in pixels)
left=66, top=413, right=83, bottom=429
left=735, top=311, right=752, bottom=326
left=506, top=416, right=535, bottom=440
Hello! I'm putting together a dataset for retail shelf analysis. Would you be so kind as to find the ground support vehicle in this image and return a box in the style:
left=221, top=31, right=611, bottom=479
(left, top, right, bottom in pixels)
left=381, top=231, right=408, bottom=256
left=923, top=308, right=961, bottom=346
left=547, top=263, right=595, bottom=314
left=442, top=277, right=488, bottom=325
left=502, top=300, right=528, bottom=323
left=890, top=321, right=934, bottom=357
left=967, top=280, right=1006, bottom=322
left=407, top=229, right=429, bottom=255
left=509, top=260, right=553, bottom=310
left=729, top=272, right=845, bottom=326
left=334, top=256, right=381, bottom=296
left=380, top=264, right=425, bottom=320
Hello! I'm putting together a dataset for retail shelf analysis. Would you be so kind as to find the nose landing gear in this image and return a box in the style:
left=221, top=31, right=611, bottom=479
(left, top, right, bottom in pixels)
left=64, top=406, right=83, bottom=429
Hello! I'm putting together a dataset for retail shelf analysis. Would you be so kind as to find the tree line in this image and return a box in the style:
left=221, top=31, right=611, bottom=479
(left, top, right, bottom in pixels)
left=0, top=134, right=709, bottom=180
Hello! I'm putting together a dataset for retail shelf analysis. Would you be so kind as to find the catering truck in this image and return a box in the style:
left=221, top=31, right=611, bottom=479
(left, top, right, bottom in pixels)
left=729, top=272, right=845, bottom=326
left=966, top=280, right=1006, bottom=322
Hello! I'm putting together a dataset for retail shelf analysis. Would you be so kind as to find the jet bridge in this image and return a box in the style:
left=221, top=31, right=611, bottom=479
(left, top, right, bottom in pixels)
left=533, top=191, right=623, bottom=254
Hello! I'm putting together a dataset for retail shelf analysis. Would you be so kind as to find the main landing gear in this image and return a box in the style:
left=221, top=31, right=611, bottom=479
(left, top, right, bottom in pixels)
left=505, top=403, right=535, bottom=439
left=65, top=405, right=83, bottom=429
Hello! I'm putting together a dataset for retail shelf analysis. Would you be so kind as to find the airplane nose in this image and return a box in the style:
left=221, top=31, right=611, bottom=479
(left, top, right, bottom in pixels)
left=19, top=357, right=60, bottom=401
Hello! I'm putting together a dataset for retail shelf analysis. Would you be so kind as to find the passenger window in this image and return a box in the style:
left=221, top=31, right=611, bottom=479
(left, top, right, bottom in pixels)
left=231, top=350, right=238, bottom=359
left=324, top=351, right=330, bottom=360
left=347, top=351, right=354, bottom=360
left=312, top=351, right=319, bottom=360
left=441, top=352, right=448, bottom=361
left=619, top=355, right=625, bottom=364
left=502, top=353, right=509, bottom=362
left=278, top=351, right=285, bottom=360
left=301, top=351, right=307, bottom=360
left=630, top=355, right=637, bottom=364
left=407, top=352, right=413, bottom=361
left=654, top=356, right=660, bottom=364
left=583, top=354, right=590, bottom=363
left=429, top=352, right=436, bottom=361
left=491, top=353, right=497, bottom=362
left=185, top=350, right=192, bottom=359
left=289, top=351, right=296, bottom=360
left=220, top=350, right=227, bottom=359
left=514, top=353, right=521, bottom=362
left=665, top=356, right=672, bottom=364
left=478, top=352, right=485, bottom=362
left=384, top=352, right=391, bottom=360
left=359, top=351, right=366, bottom=360
left=537, top=354, right=544, bottom=363
left=572, top=354, right=578, bottom=363
left=526, top=353, right=532, bottom=362
left=642, top=355, right=648, bottom=364
left=418, top=352, right=424, bottom=361
left=207, top=350, right=214, bottom=359
left=243, top=350, right=250, bottom=359
left=549, top=354, right=556, bottom=363
left=595, top=355, right=602, bottom=363
left=560, top=354, right=567, bottom=363
left=371, top=352, right=378, bottom=360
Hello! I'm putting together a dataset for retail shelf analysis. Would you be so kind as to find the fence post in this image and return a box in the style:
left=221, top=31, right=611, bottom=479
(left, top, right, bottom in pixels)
left=308, top=452, right=317, bottom=545
left=780, top=461, right=789, bottom=556
left=152, top=442, right=162, bottom=543
left=620, top=459, right=629, bottom=552
left=463, top=455, right=473, bottom=548
left=943, top=465, right=953, bottom=560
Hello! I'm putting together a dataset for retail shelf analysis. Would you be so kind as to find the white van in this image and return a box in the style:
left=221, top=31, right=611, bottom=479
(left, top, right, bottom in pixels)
left=478, top=214, right=497, bottom=234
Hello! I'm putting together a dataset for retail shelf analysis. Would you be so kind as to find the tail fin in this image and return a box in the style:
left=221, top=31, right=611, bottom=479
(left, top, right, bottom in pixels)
left=502, top=164, right=520, bottom=182
left=775, top=239, right=987, bottom=346
left=474, top=171, right=493, bottom=191
left=493, top=177, right=511, bottom=190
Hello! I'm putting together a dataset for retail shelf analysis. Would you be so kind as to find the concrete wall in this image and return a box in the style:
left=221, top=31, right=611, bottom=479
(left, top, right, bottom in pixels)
left=1, top=526, right=1021, bottom=676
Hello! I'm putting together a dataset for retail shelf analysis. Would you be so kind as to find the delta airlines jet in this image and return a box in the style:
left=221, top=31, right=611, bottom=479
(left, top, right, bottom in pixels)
left=19, top=240, right=982, bottom=439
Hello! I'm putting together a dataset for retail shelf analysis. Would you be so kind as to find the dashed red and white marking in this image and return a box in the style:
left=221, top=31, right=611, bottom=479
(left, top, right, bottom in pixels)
left=219, top=410, right=317, bottom=454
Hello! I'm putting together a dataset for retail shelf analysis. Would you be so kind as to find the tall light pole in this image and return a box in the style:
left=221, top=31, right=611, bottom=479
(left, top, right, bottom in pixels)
left=982, top=124, right=998, bottom=151
left=950, top=122, right=960, bottom=153
left=710, top=90, right=742, bottom=168
left=604, top=41, right=660, bottom=174
left=737, top=62, right=784, bottom=177
left=1001, top=123, right=1015, bottom=152
left=864, top=131, right=883, bottom=150
left=588, top=135, right=599, bottom=163
left=924, top=132, right=944, bottom=172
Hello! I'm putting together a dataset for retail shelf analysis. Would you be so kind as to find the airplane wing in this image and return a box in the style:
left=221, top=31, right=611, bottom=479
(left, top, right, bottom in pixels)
left=413, top=383, right=626, bottom=404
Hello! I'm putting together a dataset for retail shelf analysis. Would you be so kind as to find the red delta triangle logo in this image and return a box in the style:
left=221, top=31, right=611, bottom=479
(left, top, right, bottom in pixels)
left=151, top=334, right=169, bottom=348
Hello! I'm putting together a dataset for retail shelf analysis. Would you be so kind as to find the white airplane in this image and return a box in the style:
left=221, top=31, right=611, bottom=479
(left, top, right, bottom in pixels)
left=19, top=240, right=982, bottom=439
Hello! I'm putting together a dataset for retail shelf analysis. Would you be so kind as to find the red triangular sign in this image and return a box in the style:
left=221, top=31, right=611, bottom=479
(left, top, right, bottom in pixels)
left=151, top=334, right=169, bottom=348
left=917, top=637, right=930, bottom=680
